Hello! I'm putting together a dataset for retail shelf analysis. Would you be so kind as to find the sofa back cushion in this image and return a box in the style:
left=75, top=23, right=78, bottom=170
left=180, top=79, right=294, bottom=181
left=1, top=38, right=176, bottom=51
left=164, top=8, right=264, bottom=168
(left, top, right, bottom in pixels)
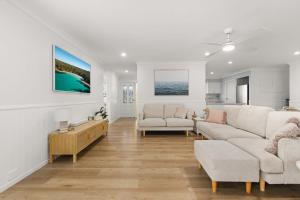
left=174, top=107, right=188, bottom=119
left=144, top=103, right=164, bottom=118
left=224, top=105, right=242, bottom=127
left=164, top=104, right=184, bottom=118
left=236, top=105, right=274, bottom=137
left=266, top=111, right=300, bottom=139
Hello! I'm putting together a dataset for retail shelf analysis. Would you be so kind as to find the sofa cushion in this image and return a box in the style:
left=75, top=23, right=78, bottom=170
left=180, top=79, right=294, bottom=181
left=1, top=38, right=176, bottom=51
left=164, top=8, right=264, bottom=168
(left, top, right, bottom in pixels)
left=197, top=121, right=261, bottom=140
left=164, top=104, right=184, bottom=118
left=236, top=105, right=274, bottom=137
left=266, top=111, right=300, bottom=139
left=187, top=110, right=194, bottom=120
left=138, top=118, right=166, bottom=127
left=224, top=105, right=242, bottom=127
left=174, top=107, right=188, bottom=119
left=228, top=138, right=284, bottom=173
left=166, top=118, right=193, bottom=127
left=144, top=103, right=164, bottom=118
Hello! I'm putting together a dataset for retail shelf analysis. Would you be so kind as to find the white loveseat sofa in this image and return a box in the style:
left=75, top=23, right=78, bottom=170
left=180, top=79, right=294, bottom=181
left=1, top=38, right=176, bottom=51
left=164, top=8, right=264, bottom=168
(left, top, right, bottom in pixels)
left=195, top=105, right=300, bottom=190
left=138, top=103, right=194, bottom=136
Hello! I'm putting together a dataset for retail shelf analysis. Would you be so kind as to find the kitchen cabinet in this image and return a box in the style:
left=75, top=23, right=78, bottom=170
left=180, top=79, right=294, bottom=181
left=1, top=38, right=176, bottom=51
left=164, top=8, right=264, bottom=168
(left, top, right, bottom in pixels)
left=206, top=80, right=221, bottom=93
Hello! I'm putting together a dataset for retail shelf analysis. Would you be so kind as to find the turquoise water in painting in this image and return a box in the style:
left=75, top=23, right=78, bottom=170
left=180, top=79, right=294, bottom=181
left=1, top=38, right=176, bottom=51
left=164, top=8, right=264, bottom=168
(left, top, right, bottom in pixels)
left=155, top=81, right=188, bottom=95
left=55, top=71, right=90, bottom=93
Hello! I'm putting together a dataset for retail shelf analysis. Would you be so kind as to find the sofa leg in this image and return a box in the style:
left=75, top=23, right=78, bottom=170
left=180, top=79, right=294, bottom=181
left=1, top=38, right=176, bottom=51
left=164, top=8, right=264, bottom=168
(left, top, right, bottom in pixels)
left=198, top=163, right=202, bottom=170
left=143, top=130, right=146, bottom=136
left=260, top=178, right=265, bottom=192
left=245, top=182, right=252, bottom=194
left=186, top=130, right=189, bottom=137
left=212, top=181, right=217, bottom=193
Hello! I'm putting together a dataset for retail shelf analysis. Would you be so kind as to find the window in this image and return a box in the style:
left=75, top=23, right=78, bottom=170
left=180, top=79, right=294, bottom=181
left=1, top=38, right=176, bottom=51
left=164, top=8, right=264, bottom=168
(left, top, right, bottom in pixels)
left=122, top=85, right=134, bottom=103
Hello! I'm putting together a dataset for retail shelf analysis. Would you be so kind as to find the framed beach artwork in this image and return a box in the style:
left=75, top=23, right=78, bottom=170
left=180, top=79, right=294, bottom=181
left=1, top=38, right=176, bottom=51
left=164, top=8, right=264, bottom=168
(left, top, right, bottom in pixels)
left=53, top=45, right=91, bottom=93
left=154, top=69, right=189, bottom=95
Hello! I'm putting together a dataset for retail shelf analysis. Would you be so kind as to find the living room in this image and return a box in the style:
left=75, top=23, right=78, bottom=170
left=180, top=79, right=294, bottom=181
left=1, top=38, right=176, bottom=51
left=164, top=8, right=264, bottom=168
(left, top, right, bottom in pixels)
left=1, top=0, right=300, bottom=199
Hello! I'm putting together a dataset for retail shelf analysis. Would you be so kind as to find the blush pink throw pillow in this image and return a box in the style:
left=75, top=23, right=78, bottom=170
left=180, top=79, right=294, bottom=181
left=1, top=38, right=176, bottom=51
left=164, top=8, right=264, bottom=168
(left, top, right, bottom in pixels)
left=205, top=109, right=227, bottom=124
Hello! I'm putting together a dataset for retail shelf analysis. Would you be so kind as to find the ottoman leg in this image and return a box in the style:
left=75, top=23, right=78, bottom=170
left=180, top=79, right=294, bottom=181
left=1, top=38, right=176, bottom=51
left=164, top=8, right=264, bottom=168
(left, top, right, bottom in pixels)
left=186, top=130, right=189, bottom=137
left=245, top=182, right=252, bottom=194
left=212, top=181, right=217, bottom=193
left=260, top=178, right=265, bottom=192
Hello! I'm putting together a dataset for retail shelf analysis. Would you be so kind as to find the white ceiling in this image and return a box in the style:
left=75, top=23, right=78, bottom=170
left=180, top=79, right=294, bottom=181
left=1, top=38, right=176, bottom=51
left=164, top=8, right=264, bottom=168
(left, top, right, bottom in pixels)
left=10, top=0, right=300, bottom=79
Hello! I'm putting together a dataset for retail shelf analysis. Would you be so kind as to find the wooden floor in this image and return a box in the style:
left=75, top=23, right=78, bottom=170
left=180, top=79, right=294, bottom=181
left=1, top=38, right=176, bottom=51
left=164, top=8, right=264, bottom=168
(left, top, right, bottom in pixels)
left=1, top=118, right=300, bottom=200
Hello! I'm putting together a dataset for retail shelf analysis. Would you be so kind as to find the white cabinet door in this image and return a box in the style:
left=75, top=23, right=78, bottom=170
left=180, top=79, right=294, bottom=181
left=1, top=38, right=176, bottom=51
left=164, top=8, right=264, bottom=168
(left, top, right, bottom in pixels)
left=207, top=81, right=221, bottom=93
left=225, top=79, right=237, bottom=103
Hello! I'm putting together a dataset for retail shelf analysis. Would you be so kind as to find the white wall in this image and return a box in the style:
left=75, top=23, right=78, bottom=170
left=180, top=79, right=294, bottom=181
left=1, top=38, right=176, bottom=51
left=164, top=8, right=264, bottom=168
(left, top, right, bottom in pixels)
left=136, top=62, right=206, bottom=115
left=250, top=65, right=289, bottom=110
left=104, top=71, right=120, bottom=122
left=0, top=1, right=104, bottom=192
left=289, top=61, right=300, bottom=109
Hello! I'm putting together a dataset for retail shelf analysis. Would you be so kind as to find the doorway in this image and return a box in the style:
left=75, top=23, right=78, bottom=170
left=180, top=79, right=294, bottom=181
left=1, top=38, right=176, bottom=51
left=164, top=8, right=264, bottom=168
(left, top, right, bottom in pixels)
left=120, top=82, right=136, bottom=117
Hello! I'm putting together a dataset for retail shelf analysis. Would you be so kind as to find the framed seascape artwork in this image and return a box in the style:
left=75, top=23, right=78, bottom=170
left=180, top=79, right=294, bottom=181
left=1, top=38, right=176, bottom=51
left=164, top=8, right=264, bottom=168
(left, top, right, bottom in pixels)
left=53, top=45, right=91, bottom=93
left=154, top=69, right=189, bottom=95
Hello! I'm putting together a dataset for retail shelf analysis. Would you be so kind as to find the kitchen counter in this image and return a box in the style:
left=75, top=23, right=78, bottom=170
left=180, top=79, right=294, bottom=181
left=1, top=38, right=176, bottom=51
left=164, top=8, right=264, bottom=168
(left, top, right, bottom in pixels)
left=206, top=102, right=245, bottom=105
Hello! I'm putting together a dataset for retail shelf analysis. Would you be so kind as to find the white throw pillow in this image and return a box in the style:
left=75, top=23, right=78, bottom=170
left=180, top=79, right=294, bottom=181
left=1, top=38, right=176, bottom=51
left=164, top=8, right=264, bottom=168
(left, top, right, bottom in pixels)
left=174, top=107, right=187, bottom=119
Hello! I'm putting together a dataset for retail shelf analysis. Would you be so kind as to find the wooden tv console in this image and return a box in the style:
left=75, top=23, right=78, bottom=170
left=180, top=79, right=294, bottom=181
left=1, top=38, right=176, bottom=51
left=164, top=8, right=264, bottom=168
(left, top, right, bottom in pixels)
left=49, top=120, right=108, bottom=163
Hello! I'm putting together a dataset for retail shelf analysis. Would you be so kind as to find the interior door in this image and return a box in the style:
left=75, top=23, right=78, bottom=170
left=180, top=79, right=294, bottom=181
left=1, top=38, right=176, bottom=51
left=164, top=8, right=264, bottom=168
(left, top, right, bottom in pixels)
left=120, top=82, right=136, bottom=117
left=226, top=79, right=237, bottom=103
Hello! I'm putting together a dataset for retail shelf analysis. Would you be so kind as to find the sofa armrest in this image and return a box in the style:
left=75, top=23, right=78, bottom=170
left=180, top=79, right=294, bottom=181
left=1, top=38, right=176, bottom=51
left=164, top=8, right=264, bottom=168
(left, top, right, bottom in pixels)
left=187, top=110, right=196, bottom=120
left=277, top=138, right=300, bottom=183
left=138, top=113, right=144, bottom=120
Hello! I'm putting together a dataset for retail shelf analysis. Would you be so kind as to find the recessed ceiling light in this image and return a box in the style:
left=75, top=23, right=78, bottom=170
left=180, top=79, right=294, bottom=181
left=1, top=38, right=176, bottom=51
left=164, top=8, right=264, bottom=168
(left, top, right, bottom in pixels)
left=204, top=52, right=210, bottom=56
left=210, top=72, right=214, bottom=75
left=228, top=61, right=233, bottom=64
left=124, top=70, right=129, bottom=73
left=121, top=52, right=127, bottom=57
left=294, top=51, right=300, bottom=56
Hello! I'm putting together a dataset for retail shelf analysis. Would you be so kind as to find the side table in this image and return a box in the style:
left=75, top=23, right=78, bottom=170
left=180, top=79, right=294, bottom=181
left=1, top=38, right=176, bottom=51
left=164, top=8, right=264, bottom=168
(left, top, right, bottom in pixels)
left=193, top=117, right=205, bottom=136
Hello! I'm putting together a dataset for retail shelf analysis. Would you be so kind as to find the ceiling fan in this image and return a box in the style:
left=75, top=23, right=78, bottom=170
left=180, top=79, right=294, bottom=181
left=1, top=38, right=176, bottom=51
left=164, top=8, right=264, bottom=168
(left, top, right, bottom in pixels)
left=201, top=27, right=269, bottom=57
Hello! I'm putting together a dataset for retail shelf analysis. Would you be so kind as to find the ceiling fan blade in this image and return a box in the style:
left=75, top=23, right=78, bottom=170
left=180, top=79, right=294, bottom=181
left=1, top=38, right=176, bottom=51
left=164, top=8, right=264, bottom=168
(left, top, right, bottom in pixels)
left=200, top=48, right=221, bottom=59
left=209, top=49, right=221, bottom=56
left=234, top=27, right=271, bottom=45
left=199, top=42, right=222, bottom=46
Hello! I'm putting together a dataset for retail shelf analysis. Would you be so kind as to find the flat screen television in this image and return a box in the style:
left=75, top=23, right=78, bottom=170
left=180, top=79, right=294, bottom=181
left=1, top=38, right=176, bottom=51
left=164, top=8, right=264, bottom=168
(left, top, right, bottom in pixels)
left=53, top=45, right=91, bottom=93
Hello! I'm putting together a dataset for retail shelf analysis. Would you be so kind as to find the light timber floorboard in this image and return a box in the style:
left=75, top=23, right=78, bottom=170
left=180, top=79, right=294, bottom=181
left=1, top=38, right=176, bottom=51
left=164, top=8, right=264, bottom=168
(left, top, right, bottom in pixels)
left=1, top=118, right=300, bottom=199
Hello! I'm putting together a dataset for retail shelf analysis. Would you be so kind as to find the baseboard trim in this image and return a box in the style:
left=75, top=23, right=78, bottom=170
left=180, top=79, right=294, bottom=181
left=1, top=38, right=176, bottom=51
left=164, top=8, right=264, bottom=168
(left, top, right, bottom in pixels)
left=0, top=160, right=48, bottom=193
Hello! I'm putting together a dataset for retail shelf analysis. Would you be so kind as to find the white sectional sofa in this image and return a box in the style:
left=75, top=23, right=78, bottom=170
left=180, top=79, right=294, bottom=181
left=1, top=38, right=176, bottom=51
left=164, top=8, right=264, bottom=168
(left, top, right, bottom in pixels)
left=195, top=105, right=300, bottom=191
left=138, top=103, right=194, bottom=136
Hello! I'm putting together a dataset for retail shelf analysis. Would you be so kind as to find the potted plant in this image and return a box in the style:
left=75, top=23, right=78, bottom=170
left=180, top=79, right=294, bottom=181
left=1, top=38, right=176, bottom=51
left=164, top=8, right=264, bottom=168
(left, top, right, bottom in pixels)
left=94, top=106, right=108, bottom=121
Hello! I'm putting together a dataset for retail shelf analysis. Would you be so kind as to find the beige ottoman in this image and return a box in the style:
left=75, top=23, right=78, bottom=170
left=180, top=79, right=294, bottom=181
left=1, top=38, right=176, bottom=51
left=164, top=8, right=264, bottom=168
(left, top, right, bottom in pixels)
left=194, top=140, right=259, bottom=194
